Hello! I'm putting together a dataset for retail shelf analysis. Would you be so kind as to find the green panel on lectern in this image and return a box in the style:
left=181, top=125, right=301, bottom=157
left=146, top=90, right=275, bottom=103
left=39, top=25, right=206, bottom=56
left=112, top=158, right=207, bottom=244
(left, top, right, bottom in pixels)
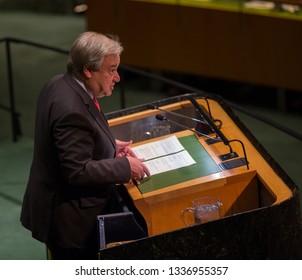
left=138, top=135, right=221, bottom=194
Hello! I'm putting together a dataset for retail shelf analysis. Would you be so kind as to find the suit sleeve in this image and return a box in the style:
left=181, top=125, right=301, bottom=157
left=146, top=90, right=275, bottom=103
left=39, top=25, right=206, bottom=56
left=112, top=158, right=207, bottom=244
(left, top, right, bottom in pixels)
left=52, top=111, right=131, bottom=186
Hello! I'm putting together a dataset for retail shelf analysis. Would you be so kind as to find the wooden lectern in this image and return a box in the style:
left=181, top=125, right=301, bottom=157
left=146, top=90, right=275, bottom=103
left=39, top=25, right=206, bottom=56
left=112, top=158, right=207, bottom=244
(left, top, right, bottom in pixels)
left=98, top=93, right=302, bottom=259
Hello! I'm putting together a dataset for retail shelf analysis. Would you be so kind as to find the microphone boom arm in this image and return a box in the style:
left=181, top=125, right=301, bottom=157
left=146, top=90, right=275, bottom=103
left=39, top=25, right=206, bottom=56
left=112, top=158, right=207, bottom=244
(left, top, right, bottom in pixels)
left=155, top=114, right=217, bottom=140
left=148, top=104, right=208, bottom=126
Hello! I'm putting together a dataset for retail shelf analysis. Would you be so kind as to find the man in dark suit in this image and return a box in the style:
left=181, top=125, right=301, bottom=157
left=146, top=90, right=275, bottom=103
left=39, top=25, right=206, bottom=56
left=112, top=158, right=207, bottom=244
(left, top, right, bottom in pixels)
left=20, top=32, right=150, bottom=259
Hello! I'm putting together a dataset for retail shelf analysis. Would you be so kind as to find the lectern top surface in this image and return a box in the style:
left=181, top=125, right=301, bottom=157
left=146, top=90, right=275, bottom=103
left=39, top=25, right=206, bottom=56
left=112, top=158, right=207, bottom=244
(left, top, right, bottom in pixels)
left=137, top=135, right=221, bottom=194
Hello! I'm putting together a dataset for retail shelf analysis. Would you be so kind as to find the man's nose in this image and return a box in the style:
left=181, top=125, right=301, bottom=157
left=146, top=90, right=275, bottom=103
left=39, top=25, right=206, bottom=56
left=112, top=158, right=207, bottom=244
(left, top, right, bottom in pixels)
left=114, top=71, right=120, bottom=82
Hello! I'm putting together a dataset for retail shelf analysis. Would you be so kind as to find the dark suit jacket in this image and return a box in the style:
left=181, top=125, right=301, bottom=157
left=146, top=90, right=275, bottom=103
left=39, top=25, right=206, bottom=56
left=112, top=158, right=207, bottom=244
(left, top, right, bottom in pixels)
left=20, top=73, right=131, bottom=248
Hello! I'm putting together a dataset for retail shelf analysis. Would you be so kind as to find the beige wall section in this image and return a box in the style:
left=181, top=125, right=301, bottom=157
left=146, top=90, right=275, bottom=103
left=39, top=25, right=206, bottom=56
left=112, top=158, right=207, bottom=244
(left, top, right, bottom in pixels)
left=86, top=0, right=302, bottom=91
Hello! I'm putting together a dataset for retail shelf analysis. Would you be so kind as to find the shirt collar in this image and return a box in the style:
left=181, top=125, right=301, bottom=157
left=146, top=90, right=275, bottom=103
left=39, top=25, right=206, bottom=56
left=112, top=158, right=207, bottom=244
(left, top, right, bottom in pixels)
left=73, top=76, right=94, bottom=100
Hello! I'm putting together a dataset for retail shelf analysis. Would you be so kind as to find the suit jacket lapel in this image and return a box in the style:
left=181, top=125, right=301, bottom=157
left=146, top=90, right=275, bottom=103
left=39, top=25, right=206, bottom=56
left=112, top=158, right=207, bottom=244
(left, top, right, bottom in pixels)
left=63, top=73, right=116, bottom=150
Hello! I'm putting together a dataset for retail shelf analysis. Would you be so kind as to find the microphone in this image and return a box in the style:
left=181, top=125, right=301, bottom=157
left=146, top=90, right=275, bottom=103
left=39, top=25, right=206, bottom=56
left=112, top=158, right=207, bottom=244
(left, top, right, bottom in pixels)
left=188, top=97, right=223, bottom=129
left=148, top=103, right=213, bottom=134
left=189, top=97, right=249, bottom=169
left=155, top=114, right=217, bottom=141
left=189, top=97, right=229, bottom=145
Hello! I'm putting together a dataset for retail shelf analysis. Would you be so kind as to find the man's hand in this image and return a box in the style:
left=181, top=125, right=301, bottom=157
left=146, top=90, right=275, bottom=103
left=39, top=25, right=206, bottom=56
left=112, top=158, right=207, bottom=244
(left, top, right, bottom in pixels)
left=126, top=156, right=150, bottom=180
left=115, top=139, right=137, bottom=158
left=116, top=139, right=150, bottom=179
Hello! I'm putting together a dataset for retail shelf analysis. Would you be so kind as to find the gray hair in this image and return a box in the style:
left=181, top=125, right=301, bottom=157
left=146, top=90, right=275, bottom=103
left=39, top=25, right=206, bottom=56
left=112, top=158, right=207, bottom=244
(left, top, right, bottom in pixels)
left=67, top=31, right=123, bottom=75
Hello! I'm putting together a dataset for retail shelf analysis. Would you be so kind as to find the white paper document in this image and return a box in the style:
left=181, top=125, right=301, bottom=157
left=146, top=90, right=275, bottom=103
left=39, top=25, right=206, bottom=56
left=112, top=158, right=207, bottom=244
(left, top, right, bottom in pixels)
left=132, top=135, right=196, bottom=176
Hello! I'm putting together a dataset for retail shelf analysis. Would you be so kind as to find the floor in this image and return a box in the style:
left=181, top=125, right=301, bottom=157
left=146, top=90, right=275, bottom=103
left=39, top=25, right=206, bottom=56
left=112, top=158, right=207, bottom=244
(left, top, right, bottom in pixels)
left=0, top=10, right=301, bottom=260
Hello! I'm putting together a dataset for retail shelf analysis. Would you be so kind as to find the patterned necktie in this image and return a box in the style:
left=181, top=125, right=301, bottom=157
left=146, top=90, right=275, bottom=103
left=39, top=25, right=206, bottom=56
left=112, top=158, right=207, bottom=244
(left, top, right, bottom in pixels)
left=93, top=96, right=100, bottom=111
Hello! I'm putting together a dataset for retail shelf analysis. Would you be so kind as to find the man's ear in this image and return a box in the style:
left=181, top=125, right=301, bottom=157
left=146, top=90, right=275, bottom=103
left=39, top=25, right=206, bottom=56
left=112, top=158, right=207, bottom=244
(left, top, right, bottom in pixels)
left=83, top=65, right=92, bottom=79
